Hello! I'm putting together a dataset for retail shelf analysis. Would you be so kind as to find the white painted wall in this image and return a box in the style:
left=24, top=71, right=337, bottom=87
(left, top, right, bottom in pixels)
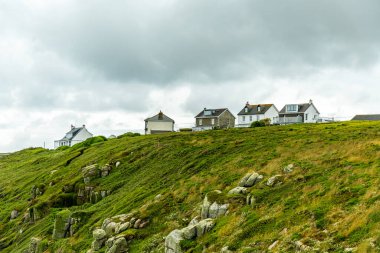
left=72, top=128, right=93, bottom=144
left=263, top=106, right=280, bottom=124
left=146, top=121, right=174, bottom=134
left=304, top=104, right=320, bottom=123
left=237, top=105, right=279, bottom=126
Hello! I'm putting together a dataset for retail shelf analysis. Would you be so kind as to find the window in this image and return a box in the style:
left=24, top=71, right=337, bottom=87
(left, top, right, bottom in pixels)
left=199, top=119, right=203, bottom=125
left=211, top=118, right=215, bottom=125
left=249, top=116, right=252, bottom=121
left=286, top=104, right=298, bottom=112
left=305, top=114, right=308, bottom=120
left=242, top=116, right=245, bottom=121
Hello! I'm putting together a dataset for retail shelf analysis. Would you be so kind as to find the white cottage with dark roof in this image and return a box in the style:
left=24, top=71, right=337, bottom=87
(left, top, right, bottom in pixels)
left=144, top=111, right=175, bottom=134
left=237, top=102, right=279, bottom=127
left=54, top=125, right=93, bottom=148
left=274, top=100, right=320, bottom=124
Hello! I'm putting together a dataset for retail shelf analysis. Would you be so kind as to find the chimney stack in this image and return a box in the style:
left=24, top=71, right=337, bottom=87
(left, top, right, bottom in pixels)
left=82, top=124, right=86, bottom=128
left=309, top=99, right=313, bottom=104
left=246, top=101, right=249, bottom=106
left=158, top=110, right=163, bottom=120
left=71, top=124, right=75, bottom=130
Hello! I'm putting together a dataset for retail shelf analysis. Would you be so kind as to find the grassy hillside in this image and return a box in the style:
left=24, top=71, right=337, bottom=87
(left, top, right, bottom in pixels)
left=0, top=121, right=379, bottom=252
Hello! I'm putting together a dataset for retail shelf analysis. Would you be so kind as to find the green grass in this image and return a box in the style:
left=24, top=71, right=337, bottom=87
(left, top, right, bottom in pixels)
left=0, top=121, right=379, bottom=252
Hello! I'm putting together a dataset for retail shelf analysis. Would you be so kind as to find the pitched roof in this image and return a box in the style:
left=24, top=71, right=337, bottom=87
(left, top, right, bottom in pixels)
left=195, top=108, right=230, bottom=118
left=279, top=103, right=320, bottom=114
left=351, top=114, right=380, bottom=121
left=60, top=127, right=84, bottom=141
left=145, top=111, right=175, bottom=123
left=237, top=104, right=274, bottom=115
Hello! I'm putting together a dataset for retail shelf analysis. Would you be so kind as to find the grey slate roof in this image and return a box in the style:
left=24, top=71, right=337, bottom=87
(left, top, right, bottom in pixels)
left=145, top=112, right=175, bottom=123
left=279, top=103, right=320, bottom=114
left=195, top=108, right=232, bottom=118
left=237, top=104, right=274, bottom=115
left=351, top=114, right=380, bottom=121
left=59, top=127, right=83, bottom=141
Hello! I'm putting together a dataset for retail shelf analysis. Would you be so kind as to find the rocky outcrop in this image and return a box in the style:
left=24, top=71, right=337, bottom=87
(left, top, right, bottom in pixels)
left=26, top=237, right=47, bottom=253
left=201, top=190, right=229, bottom=219
left=238, top=172, right=263, bottom=187
left=92, top=229, right=107, bottom=251
left=105, top=237, right=128, bottom=253
left=82, top=164, right=112, bottom=184
left=89, top=213, right=148, bottom=252
left=31, top=185, right=44, bottom=199
left=228, top=186, right=247, bottom=195
left=165, top=218, right=216, bottom=253
left=52, top=210, right=79, bottom=239
left=266, top=175, right=283, bottom=187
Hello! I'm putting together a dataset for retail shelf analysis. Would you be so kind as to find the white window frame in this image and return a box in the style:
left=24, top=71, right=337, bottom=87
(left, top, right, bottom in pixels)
left=211, top=118, right=215, bottom=125
left=199, top=119, right=203, bottom=125
left=242, top=116, right=245, bottom=122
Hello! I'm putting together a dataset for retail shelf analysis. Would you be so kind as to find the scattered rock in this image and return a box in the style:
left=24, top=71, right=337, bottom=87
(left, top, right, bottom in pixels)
left=246, top=194, right=255, bottom=206
left=228, top=187, right=248, bottom=195
left=266, top=175, right=283, bottom=187
left=115, top=161, right=121, bottom=167
left=195, top=218, right=215, bottom=237
left=27, top=237, right=47, bottom=253
left=52, top=210, right=72, bottom=239
left=101, top=164, right=112, bottom=177
left=93, top=229, right=107, bottom=240
left=344, top=248, right=357, bottom=252
left=283, top=164, right=294, bottom=173
left=165, top=229, right=184, bottom=253
left=239, top=172, right=263, bottom=187
left=154, top=194, right=163, bottom=201
left=82, top=164, right=101, bottom=184
left=133, top=219, right=142, bottom=229
left=105, top=222, right=118, bottom=236
left=268, top=240, right=279, bottom=250
left=10, top=210, right=19, bottom=219
left=295, top=241, right=310, bottom=252
left=201, top=191, right=228, bottom=219
left=221, top=246, right=232, bottom=253
left=117, top=222, right=130, bottom=233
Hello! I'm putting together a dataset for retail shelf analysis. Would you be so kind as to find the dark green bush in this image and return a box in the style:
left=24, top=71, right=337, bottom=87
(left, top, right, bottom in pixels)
left=250, top=118, right=271, bottom=128
left=71, top=136, right=107, bottom=150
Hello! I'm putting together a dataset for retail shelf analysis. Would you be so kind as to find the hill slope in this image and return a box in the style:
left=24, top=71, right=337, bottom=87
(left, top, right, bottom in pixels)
left=0, top=121, right=379, bottom=252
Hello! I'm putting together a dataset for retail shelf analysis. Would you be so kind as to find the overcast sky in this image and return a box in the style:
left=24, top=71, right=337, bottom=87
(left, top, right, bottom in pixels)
left=0, top=0, right=380, bottom=152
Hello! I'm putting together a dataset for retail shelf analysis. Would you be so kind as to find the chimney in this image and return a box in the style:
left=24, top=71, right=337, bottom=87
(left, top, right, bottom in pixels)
left=309, top=99, right=313, bottom=104
left=71, top=124, right=75, bottom=130
left=158, top=110, right=163, bottom=120
left=82, top=124, right=86, bottom=128
left=246, top=101, right=249, bottom=106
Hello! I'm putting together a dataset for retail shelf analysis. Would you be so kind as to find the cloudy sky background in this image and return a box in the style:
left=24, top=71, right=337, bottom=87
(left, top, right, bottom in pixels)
left=0, top=0, right=379, bottom=152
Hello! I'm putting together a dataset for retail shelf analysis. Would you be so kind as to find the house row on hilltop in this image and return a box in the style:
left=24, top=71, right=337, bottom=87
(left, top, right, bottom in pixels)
left=145, top=99, right=321, bottom=134
left=54, top=99, right=380, bottom=148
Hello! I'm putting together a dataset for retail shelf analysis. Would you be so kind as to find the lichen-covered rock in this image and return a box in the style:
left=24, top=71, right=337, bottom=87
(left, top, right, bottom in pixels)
left=105, top=222, right=118, bottom=236
left=246, top=194, right=255, bottom=206
left=101, top=164, right=112, bottom=177
left=181, top=225, right=197, bottom=240
left=165, top=229, right=184, bottom=253
left=82, top=164, right=101, bottom=184
left=266, top=175, right=283, bottom=186
left=283, top=164, right=294, bottom=173
left=105, top=236, right=128, bottom=253
left=133, top=219, right=142, bottom=229
left=117, top=222, right=130, bottom=233
left=201, top=190, right=228, bottom=219
left=208, top=202, right=228, bottom=219
left=228, top=187, right=248, bottom=195
left=195, top=218, right=215, bottom=237
left=27, top=237, right=47, bottom=253
left=10, top=210, right=19, bottom=219
left=221, top=246, right=233, bottom=253
left=238, top=172, right=263, bottom=187
left=93, top=229, right=107, bottom=240
left=52, top=210, right=72, bottom=239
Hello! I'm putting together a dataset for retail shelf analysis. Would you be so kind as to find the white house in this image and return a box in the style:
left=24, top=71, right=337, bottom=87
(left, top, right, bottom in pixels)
left=54, top=125, right=93, bottom=148
left=237, top=102, right=279, bottom=127
left=274, top=100, right=320, bottom=124
left=144, top=111, right=175, bottom=134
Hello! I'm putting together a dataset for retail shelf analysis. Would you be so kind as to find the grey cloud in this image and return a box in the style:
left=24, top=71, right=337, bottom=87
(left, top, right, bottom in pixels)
left=12, top=0, right=379, bottom=84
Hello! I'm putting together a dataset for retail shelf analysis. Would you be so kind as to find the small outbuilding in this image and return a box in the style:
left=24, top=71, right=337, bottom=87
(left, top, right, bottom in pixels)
left=144, top=111, right=175, bottom=134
